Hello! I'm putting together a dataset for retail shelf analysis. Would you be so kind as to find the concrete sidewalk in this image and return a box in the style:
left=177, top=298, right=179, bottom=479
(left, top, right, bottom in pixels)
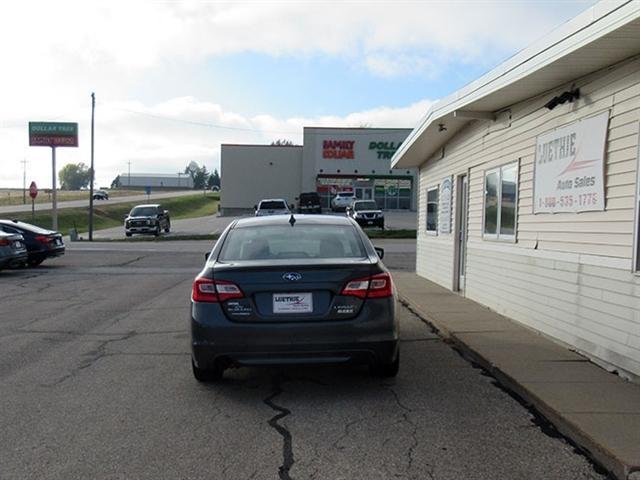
left=393, top=271, right=640, bottom=480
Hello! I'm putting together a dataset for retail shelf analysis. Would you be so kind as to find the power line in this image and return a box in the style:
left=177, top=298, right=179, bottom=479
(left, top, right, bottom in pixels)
left=101, top=104, right=412, bottom=136
left=102, top=104, right=300, bottom=135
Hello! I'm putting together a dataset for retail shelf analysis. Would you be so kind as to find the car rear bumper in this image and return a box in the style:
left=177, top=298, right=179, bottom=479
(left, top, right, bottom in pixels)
left=191, top=297, right=399, bottom=368
left=126, top=226, right=158, bottom=234
left=0, top=252, right=28, bottom=268
left=355, top=218, right=384, bottom=227
left=30, top=246, right=65, bottom=261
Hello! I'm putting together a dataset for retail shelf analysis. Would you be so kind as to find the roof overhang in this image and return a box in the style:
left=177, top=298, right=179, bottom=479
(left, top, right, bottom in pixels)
left=392, top=0, right=640, bottom=169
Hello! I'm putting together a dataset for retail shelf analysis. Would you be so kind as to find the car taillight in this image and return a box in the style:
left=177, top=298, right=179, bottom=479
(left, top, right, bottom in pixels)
left=192, top=277, right=244, bottom=303
left=0, top=239, right=10, bottom=246
left=35, top=235, right=54, bottom=244
left=341, top=273, right=393, bottom=299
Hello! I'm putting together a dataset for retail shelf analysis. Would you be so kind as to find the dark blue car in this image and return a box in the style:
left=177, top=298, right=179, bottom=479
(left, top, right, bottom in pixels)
left=0, top=220, right=65, bottom=267
left=190, top=214, right=399, bottom=381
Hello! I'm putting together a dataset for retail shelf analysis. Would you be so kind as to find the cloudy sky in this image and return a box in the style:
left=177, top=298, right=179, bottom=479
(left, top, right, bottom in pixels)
left=1, top=0, right=599, bottom=189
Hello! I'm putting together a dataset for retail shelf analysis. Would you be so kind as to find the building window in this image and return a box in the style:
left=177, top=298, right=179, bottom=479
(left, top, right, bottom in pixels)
left=426, top=187, right=439, bottom=233
left=483, top=162, right=518, bottom=240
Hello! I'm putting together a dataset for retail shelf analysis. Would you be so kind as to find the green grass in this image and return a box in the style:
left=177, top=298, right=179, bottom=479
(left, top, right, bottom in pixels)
left=366, top=229, right=416, bottom=239
left=0, top=188, right=148, bottom=206
left=3, top=194, right=219, bottom=235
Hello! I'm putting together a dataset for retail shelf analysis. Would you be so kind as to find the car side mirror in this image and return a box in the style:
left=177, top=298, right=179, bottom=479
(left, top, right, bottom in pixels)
left=374, top=247, right=384, bottom=259
left=164, top=210, right=169, bottom=215
left=253, top=205, right=258, bottom=210
left=290, top=204, right=295, bottom=210
left=204, top=252, right=210, bottom=261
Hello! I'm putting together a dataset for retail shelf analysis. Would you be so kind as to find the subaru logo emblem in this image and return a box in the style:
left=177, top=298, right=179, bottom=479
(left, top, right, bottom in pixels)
left=283, top=272, right=302, bottom=282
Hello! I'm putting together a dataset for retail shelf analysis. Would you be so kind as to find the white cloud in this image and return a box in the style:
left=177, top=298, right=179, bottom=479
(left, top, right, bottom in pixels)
left=0, top=0, right=597, bottom=190
left=1, top=0, right=597, bottom=86
left=0, top=96, right=434, bottom=189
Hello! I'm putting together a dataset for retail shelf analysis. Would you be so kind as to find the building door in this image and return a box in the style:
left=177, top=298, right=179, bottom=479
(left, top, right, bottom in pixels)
left=454, top=174, right=469, bottom=292
left=355, top=187, right=373, bottom=200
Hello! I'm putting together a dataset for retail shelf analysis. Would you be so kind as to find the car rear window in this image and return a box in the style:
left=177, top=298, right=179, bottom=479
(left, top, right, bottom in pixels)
left=338, top=192, right=354, bottom=197
left=354, top=201, right=378, bottom=210
left=259, top=201, right=287, bottom=210
left=219, top=224, right=366, bottom=260
left=300, top=194, right=319, bottom=202
left=130, top=206, right=158, bottom=216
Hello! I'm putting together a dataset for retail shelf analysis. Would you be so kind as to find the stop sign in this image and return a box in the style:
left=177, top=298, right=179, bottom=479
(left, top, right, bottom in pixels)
left=29, top=181, right=38, bottom=199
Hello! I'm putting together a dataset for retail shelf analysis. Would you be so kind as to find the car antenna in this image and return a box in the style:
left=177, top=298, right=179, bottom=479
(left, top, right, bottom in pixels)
left=289, top=214, right=296, bottom=227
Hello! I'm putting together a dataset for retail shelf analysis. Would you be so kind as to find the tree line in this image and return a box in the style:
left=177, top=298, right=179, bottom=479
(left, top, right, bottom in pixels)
left=56, top=162, right=220, bottom=190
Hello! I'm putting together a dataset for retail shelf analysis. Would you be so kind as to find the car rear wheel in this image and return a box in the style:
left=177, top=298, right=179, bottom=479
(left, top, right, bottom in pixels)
left=164, top=223, right=170, bottom=233
left=125, top=232, right=132, bottom=237
left=154, top=226, right=160, bottom=237
left=191, top=358, right=224, bottom=382
left=370, top=352, right=399, bottom=378
left=27, top=258, right=44, bottom=267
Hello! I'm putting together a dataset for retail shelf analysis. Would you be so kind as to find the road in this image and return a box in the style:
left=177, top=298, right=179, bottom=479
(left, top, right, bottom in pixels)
left=0, top=241, right=605, bottom=479
left=0, top=189, right=197, bottom=214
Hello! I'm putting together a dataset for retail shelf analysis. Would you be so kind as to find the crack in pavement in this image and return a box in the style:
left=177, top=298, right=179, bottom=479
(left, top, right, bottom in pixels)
left=382, top=383, right=434, bottom=480
left=263, top=375, right=295, bottom=480
left=43, top=331, right=137, bottom=387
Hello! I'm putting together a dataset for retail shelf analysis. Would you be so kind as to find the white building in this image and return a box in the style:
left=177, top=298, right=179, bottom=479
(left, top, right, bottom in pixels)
left=118, top=173, right=194, bottom=189
left=220, top=127, right=416, bottom=215
left=392, top=0, right=640, bottom=381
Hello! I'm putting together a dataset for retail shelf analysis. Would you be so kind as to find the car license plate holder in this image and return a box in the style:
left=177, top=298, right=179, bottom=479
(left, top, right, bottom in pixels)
left=273, top=293, right=313, bottom=314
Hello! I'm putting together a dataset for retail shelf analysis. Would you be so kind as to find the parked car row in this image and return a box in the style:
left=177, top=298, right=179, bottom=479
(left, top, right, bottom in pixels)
left=253, top=193, right=385, bottom=230
left=0, top=219, right=65, bottom=270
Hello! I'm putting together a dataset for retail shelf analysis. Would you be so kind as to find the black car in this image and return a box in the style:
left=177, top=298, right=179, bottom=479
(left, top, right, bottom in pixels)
left=297, top=192, right=322, bottom=214
left=347, top=200, right=385, bottom=229
left=0, top=230, right=28, bottom=270
left=93, top=190, right=109, bottom=200
left=0, top=220, right=65, bottom=267
left=190, top=214, right=399, bottom=382
left=124, top=204, right=171, bottom=237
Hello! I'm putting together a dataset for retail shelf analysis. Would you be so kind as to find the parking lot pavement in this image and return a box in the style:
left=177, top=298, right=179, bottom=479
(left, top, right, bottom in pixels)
left=0, top=245, right=606, bottom=479
left=88, top=211, right=416, bottom=240
left=92, top=214, right=239, bottom=239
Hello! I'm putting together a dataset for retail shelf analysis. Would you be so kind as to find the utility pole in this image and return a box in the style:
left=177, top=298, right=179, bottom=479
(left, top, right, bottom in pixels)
left=89, top=92, right=95, bottom=241
left=21, top=158, right=27, bottom=204
left=51, top=146, right=58, bottom=231
left=127, top=160, right=131, bottom=186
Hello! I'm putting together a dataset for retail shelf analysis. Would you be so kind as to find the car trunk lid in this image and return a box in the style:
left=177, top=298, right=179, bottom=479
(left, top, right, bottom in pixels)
left=211, top=259, right=376, bottom=322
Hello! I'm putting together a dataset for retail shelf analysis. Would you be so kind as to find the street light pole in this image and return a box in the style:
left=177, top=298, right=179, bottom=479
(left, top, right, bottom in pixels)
left=89, top=92, right=95, bottom=241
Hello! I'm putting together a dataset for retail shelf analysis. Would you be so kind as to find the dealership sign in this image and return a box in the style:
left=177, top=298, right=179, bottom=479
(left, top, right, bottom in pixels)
left=533, top=111, right=608, bottom=213
left=28, top=122, right=78, bottom=147
left=439, top=176, right=452, bottom=234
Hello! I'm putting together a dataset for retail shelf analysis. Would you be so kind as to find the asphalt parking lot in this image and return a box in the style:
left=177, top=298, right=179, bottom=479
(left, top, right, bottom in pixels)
left=0, top=241, right=606, bottom=480
left=92, top=211, right=417, bottom=239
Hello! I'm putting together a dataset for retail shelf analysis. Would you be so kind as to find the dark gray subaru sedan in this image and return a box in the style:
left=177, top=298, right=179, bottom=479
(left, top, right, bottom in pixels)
left=190, top=214, right=399, bottom=381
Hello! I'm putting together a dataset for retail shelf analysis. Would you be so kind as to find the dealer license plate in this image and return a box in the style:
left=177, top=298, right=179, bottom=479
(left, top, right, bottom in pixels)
left=273, top=293, right=313, bottom=314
